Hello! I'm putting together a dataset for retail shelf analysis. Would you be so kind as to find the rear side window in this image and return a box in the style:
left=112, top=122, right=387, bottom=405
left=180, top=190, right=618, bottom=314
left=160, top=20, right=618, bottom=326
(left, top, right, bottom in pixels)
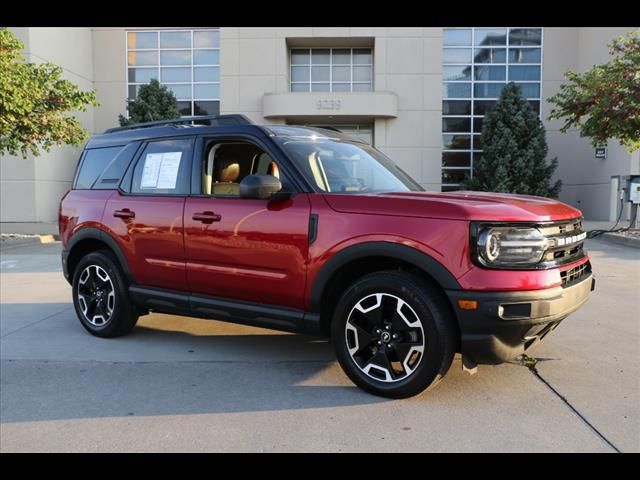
left=131, top=138, right=194, bottom=195
left=74, top=146, right=124, bottom=189
left=94, top=142, right=141, bottom=189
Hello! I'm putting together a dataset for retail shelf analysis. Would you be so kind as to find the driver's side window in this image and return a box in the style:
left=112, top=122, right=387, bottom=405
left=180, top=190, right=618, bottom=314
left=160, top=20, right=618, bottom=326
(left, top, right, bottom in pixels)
left=201, top=141, right=285, bottom=196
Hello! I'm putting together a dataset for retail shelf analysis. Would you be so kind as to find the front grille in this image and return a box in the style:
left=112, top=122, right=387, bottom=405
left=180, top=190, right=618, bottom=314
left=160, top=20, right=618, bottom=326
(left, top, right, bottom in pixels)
left=560, top=260, right=591, bottom=288
left=540, top=219, right=587, bottom=267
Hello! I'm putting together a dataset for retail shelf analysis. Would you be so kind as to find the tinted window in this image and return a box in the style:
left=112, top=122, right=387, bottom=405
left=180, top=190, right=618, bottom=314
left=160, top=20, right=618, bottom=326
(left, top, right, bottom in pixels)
left=93, top=142, right=140, bottom=190
left=74, top=146, right=124, bottom=189
left=131, top=138, right=193, bottom=195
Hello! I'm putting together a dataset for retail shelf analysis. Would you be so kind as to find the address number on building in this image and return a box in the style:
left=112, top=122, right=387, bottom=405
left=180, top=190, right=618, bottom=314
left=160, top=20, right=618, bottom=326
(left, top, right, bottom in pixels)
left=316, top=100, right=341, bottom=111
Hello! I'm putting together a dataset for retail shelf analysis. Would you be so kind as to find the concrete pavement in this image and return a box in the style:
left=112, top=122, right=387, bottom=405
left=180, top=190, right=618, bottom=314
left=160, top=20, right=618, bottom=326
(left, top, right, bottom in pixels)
left=1, top=240, right=638, bottom=452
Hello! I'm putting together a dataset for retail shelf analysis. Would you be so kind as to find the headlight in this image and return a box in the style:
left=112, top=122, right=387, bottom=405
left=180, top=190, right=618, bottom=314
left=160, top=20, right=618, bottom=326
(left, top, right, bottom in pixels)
left=476, top=226, right=548, bottom=267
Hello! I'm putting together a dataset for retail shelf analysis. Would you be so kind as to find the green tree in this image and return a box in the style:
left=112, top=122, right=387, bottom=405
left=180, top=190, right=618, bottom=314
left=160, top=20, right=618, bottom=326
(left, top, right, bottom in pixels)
left=0, top=28, right=98, bottom=158
left=118, top=78, right=180, bottom=126
left=548, top=30, right=640, bottom=152
left=462, top=82, right=561, bottom=197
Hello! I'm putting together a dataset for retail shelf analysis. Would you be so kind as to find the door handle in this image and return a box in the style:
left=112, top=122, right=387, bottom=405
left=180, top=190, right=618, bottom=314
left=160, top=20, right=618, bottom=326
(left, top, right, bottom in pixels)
left=113, top=208, right=135, bottom=219
left=192, top=211, right=221, bottom=224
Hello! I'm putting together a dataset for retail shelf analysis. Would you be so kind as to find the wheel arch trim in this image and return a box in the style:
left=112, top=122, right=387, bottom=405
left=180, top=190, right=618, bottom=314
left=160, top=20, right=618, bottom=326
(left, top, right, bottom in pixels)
left=308, top=241, right=461, bottom=313
left=66, top=227, right=134, bottom=283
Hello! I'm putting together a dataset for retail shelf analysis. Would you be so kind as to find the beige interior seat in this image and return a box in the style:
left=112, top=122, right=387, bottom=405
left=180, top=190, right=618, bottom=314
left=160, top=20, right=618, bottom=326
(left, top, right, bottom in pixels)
left=212, top=157, right=241, bottom=195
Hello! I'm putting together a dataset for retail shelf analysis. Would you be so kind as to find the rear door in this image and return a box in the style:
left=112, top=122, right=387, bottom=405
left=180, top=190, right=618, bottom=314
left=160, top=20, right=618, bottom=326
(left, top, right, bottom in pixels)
left=102, top=137, right=195, bottom=292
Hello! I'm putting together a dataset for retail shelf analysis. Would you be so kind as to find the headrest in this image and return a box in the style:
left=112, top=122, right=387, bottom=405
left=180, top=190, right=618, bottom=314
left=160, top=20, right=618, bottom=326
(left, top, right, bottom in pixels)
left=218, top=159, right=240, bottom=183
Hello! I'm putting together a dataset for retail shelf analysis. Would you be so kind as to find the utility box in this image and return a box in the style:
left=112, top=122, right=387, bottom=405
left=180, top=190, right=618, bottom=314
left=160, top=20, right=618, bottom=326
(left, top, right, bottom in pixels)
left=627, top=176, right=640, bottom=204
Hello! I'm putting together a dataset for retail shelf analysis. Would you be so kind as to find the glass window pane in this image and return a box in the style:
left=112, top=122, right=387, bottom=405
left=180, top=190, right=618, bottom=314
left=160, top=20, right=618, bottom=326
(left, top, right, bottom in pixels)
left=443, top=48, right=471, bottom=63
left=160, top=50, right=190, bottom=65
left=515, top=83, right=540, bottom=98
left=332, top=83, right=351, bottom=92
left=442, top=117, right=471, bottom=132
left=194, top=49, right=219, bottom=65
left=291, top=66, right=310, bottom=82
left=194, top=100, right=220, bottom=116
left=332, top=66, right=350, bottom=82
left=128, top=84, right=140, bottom=98
left=442, top=185, right=461, bottom=192
left=353, top=48, right=372, bottom=64
left=75, top=147, right=124, bottom=189
left=311, top=49, right=330, bottom=64
left=443, top=65, right=471, bottom=81
left=291, top=49, right=310, bottom=65
left=443, top=29, right=471, bottom=46
left=128, top=51, right=157, bottom=66
left=352, top=83, right=372, bottom=92
left=443, top=135, right=471, bottom=150
left=474, top=48, right=506, bottom=63
left=165, top=84, right=191, bottom=99
left=474, top=28, right=507, bottom=46
left=194, top=83, right=219, bottom=99
left=160, top=31, right=191, bottom=48
left=443, top=100, right=471, bottom=115
left=508, top=48, right=541, bottom=63
left=194, top=30, right=219, bottom=48
left=509, top=28, right=542, bottom=46
left=176, top=101, right=192, bottom=116
left=442, top=169, right=470, bottom=184
left=128, top=67, right=158, bottom=83
left=473, top=117, right=484, bottom=133
left=509, top=66, right=541, bottom=81
left=353, top=66, right=372, bottom=82
left=291, top=83, right=310, bottom=92
left=311, top=66, right=330, bottom=82
left=333, top=49, right=351, bottom=64
left=442, top=152, right=471, bottom=166
left=443, top=82, right=471, bottom=98
left=161, top=67, right=191, bottom=82
left=194, top=66, right=219, bottom=82
left=128, top=31, right=157, bottom=49
left=474, top=83, right=505, bottom=98
left=474, top=66, right=506, bottom=81
left=474, top=100, right=496, bottom=115
left=311, top=83, right=330, bottom=92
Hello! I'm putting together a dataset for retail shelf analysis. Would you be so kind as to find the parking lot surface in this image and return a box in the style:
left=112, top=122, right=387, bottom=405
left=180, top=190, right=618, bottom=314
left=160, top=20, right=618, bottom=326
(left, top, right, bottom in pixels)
left=1, top=240, right=638, bottom=452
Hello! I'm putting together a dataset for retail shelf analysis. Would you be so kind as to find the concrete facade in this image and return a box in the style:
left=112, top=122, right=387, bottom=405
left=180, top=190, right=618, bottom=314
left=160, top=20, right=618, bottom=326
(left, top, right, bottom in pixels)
left=1, top=27, right=638, bottom=229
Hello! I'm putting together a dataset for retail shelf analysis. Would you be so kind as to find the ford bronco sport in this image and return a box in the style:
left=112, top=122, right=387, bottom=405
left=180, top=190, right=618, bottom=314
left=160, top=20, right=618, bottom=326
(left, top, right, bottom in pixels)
left=59, top=114, right=595, bottom=398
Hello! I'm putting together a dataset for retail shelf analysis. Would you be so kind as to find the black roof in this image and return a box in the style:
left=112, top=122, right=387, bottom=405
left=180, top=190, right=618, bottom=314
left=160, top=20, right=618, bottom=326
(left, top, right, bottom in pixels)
left=87, top=115, right=366, bottom=149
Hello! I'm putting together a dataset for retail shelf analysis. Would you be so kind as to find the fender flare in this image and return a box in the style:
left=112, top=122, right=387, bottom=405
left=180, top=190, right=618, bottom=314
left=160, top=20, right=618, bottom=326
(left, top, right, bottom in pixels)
left=66, top=227, right=134, bottom=283
left=308, top=241, right=461, bottom=313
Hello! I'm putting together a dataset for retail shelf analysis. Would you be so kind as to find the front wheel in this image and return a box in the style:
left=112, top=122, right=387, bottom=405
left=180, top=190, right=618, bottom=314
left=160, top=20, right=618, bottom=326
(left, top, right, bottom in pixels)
left=72, top=250, right=139, bottom=338
left=331, top=271, right=457, bottom=398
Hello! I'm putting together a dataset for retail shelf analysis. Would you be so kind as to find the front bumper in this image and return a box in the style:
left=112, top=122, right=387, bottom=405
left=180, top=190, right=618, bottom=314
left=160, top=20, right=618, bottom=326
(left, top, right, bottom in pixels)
left=446, top=273, right=595, bottom=365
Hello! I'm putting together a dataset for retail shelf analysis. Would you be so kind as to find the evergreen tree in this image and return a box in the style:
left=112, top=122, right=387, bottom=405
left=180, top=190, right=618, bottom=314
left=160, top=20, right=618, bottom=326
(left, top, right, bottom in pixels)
left=462, top=82, right=561, bottom=197
left=118, top=79, right=180, bottom=126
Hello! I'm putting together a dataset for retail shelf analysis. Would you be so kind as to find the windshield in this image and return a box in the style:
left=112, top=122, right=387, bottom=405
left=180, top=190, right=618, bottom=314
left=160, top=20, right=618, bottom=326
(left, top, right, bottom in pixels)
left=275, top=137, right=423, bottom=194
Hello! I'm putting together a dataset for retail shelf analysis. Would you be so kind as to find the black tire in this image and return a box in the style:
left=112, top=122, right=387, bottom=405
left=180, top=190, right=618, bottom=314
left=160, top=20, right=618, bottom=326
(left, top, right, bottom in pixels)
left=72, top=250, right=139, bottom=338
left=331, top=270, right=457, bottom=399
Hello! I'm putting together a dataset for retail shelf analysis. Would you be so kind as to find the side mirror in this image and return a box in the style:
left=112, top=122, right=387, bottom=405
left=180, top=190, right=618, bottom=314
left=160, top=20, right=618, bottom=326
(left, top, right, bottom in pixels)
left=239, top=174, right=284, bottom=200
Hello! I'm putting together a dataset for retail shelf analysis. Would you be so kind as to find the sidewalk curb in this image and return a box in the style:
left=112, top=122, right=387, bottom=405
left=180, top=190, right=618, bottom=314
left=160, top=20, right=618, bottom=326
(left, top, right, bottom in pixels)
left=600, top=232, right=640, bottom=250
left=0, top=234, right=60, bottom=251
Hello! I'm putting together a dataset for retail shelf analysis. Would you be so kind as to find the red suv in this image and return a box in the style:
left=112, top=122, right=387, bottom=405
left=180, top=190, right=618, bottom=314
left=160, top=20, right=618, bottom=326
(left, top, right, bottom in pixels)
left=59, top=114, right=595, bottom=398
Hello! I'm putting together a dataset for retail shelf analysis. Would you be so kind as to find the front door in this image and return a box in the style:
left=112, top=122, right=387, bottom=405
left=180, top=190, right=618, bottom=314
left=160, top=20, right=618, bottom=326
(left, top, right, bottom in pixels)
left=183, top=137, right=311, bottom=309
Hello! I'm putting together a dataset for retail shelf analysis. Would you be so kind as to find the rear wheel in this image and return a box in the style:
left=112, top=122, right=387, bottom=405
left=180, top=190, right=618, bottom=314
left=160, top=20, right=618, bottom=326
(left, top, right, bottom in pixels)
left=331, top=270, right=457, bottom=398
left=72, top=251, right=139, bottom=338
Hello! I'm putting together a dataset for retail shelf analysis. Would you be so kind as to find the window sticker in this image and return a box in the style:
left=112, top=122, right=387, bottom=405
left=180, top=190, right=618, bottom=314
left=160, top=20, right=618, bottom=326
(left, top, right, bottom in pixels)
left=140, top=152, right=182, bottom=189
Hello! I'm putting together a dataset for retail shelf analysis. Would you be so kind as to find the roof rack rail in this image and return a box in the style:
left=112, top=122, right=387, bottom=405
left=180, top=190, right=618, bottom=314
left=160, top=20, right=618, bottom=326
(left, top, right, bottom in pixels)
left=104, top=114, right=252, bottom=134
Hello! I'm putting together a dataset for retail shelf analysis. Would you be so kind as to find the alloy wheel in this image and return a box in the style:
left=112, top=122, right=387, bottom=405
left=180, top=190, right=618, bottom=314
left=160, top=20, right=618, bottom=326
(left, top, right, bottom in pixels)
left=345, top=293, right=425, bottom=382
left=77, top=265, right=115, bottom=326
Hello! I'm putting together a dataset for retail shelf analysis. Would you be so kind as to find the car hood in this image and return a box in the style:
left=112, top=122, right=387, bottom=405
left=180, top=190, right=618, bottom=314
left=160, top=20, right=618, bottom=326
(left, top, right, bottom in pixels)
left=322, top=191, right=582, bottom=222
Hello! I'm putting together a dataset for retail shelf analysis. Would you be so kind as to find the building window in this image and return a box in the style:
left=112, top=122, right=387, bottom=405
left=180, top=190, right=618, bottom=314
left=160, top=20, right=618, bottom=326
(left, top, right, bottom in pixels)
left=441, top=27, right=542, bottom=191
left=126, top=29, right=220, bottom=117
left=290, top=48, right=373, bottom=92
